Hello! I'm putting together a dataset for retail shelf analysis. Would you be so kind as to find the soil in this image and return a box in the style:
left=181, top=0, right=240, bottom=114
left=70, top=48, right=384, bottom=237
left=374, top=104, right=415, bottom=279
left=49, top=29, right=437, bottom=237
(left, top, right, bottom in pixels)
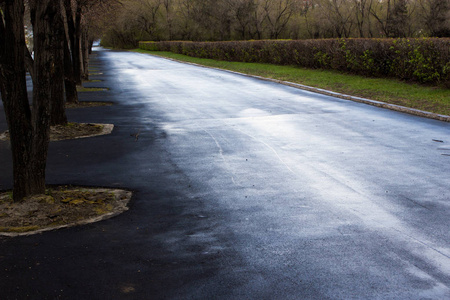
left=65, top=101, right=112, bottom=109
left=0, top=188, right=132, bottom=237
left=0, top=122, right=114, bottom=142
left=51, top=122, right=114, bottom=141
left=0, top=111, right=127, bottom=237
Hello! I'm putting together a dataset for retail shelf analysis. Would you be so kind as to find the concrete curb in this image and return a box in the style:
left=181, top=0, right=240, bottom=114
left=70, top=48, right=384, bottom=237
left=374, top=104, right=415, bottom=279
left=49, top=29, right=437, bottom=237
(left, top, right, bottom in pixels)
left=145, top=52, right=450, bottom=123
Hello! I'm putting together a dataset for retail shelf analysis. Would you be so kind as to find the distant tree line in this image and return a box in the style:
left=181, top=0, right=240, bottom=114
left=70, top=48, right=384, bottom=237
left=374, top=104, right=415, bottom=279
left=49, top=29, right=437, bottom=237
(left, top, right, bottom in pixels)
left=102, top=0, right=450, bottom=48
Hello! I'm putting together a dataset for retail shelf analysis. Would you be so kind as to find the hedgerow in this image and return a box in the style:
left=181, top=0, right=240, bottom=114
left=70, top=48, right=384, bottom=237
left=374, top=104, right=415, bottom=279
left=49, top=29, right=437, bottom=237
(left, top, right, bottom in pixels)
left=139, top=39, right=450, bottom=86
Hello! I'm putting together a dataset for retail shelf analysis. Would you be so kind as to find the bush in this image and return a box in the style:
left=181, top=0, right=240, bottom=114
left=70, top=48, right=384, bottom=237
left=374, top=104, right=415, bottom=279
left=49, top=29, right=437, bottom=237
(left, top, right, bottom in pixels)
left=139, top=41, right=158, bottom=51
left=139, top=38, right=450, bottom=86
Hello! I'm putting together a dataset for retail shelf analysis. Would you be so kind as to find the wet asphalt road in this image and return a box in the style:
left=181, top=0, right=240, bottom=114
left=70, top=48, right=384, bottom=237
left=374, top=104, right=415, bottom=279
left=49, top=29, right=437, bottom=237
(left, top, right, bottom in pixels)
left=0, top=49, right=450, bottom=299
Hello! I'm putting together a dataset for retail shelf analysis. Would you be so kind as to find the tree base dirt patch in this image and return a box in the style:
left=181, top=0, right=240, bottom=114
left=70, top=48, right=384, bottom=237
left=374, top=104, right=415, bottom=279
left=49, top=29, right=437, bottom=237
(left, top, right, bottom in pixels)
left=65, top=101, right=112, bottom=109
left=0, top=187, right=132, bottom=237
left=0, top=122, right=114, bottom=142
left=50, top=123, right=114, bottom=141
left=77, top=87, right=108, bottom=92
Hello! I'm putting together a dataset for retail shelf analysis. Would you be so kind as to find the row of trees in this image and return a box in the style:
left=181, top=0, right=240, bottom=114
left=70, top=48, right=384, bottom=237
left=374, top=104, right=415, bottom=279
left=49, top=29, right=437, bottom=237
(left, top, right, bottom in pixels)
left=102, top=0, right=450, bottom=48
left=0, top=0, right=115, bottom=201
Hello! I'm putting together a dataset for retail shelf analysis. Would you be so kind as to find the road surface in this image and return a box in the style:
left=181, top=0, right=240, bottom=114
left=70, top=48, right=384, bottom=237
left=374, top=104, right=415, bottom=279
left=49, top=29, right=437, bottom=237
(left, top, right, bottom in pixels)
left=0, top=49, right=449, bottom=299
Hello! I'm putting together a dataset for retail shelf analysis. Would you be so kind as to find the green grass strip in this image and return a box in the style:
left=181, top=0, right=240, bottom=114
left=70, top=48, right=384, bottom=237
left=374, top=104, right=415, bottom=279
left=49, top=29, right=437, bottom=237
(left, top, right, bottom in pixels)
left=133, top=49, right=450, bottom=117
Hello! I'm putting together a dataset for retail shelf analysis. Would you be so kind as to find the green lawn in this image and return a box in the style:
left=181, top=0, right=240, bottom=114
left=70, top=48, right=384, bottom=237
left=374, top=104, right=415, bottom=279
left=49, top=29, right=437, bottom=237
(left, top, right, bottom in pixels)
left=133, top=49, right=450, bottom=117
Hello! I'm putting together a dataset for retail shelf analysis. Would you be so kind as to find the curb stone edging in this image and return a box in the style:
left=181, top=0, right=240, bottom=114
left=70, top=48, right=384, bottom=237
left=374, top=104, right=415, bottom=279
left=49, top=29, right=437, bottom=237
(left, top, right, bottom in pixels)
left=277, top=81, right=450, bottom=122
left=144, top=52, right=450, bottom=123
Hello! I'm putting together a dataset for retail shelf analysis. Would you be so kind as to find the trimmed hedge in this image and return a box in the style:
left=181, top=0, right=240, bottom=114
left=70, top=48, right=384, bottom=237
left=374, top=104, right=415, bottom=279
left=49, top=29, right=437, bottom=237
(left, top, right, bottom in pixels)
left=139, top=39, right=450, bottom=86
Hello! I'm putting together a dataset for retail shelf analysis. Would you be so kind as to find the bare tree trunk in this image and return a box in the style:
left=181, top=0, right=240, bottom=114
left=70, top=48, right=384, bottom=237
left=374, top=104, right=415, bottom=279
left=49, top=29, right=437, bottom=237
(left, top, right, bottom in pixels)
left=0, top=0, right=35, bottom=201
left=64, top=0, right=83, bottom=85
left=64, top=34, right=79, bottom=104
left=354, top=0, right=366, bottom=37
left=81, top=25, right=89, bottom=81
left=0, top=0, right=58, bottom=201
left=50, top=1, right=68, bottom=126
left=29, top=0, right=58, bottom=195
left=73, top=4, right=83, bottom=85
left=61, top=0, right=79, bottom=104
left=369, top=0, right=391, bottom=37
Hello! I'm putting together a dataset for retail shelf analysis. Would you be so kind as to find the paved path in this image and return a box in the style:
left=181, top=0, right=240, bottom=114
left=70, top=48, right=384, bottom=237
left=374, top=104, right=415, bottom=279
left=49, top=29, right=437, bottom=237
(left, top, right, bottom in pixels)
left=1, top=49, right=449, bottom=299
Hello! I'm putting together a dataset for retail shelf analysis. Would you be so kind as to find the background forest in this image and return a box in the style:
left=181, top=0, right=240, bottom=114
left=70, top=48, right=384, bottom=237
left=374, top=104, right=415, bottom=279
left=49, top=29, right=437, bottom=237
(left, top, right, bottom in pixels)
left=101, top=0, right=450, bottom=48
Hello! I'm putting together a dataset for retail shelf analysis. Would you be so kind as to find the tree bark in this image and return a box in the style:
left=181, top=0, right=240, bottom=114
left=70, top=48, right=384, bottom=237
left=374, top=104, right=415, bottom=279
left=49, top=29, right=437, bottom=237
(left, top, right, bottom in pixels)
left=81, top=24, right=89, bottom=81
left=50, top=2, right=68, bottom=126
left=28, top=0, right=67, bottom=124
left=61, top=0, right=79, bottom=104
left=73, top=3, right=83, bottom=85
left=63, top=0, right=82, bottom=86
left=29, top=0, right=59, bottom=197
left=63, top=35, right=79, bottom=104
left=0, top=0, right=42, bottom=201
